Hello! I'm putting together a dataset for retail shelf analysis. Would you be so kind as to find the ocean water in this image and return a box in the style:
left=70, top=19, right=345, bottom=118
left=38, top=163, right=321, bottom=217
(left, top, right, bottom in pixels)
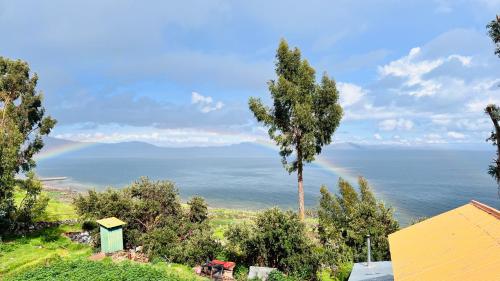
left=35, top=149, right=499, bottom=225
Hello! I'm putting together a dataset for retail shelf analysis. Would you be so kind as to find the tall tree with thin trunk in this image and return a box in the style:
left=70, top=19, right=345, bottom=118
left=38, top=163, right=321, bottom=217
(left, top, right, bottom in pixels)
left=485, top=105, right=500, bottom=196
left=249, top=39, right=343, bottom=220
left=0, top=57, right=56, bottom=233
left=486, top=16, right=500, bottom=196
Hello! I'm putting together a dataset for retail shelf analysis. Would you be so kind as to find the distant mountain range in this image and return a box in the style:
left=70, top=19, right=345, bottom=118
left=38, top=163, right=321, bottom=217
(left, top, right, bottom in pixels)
left=40, top=137, right=368, bottom=159
left=40, top=136, right=492, bottom=159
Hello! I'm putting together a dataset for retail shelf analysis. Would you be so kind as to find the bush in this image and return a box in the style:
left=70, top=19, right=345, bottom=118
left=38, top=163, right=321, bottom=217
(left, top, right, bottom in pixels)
left=188, top=196, right=208, bottom=223
left=225, top=208, right=319, bottom=280
left=268, top=270, right=298, bottom=281
left=318, top=177, right=399, bottom=265
left=73, top=177, right=221, bottom=265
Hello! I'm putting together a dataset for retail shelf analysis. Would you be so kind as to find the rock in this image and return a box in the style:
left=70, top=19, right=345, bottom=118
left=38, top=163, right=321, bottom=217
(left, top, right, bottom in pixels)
left=248, top=266, right=276, bottom=281
left=135, top=245, right=143, bottom=252
left=65, top=231, right=93, bottom=244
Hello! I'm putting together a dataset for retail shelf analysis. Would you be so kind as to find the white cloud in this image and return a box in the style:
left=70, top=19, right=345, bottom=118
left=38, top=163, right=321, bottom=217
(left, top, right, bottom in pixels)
left=447, top=131, right=466, bottom=139
left=338, top=82, right=366, bottom=107
left=374, top=133, right=382, bottom=140
left=467, top=98, right=500, bottom=113
left=424, top=133, right=447, bottom=144
left=378, top=118, right=414, bottom=131
left=431, top=114, right=452, bottom=126
left=54, top=125, right=260, bottom=147
left=191, top=92, right=225, bottom=113
left=448, top=55, right=472, bottom=66
left=378, top=47, right=472, bottom=97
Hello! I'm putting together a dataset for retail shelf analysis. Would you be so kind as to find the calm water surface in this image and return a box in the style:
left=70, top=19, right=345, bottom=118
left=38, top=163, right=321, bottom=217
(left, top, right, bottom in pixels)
left=35, top=150, right=499, bottom=225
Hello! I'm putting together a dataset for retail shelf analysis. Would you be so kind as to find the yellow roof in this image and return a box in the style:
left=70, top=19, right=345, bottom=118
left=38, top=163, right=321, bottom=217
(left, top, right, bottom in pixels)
left=388, top=201, right=500, bottom=281
left=96, top=217, right=126, bottom=228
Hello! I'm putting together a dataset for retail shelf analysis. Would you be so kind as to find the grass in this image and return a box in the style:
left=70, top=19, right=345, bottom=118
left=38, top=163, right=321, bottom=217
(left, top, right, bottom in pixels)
left=208, top=208, right=256, bottom=239
left=0, top=225, right=92, bottom=279
left=5, top=258, right=208, bottom=281
left=6, top=187, right=324, bottom=280
left=4, top=191, right=207, bottom=280
left=14, top=188, right=78, bottom=222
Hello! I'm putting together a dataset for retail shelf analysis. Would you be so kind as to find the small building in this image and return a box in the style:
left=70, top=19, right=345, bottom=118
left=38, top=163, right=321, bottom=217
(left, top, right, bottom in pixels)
left=388, top=200, right=500, bottom=281
left=96, top=217, right=126, bottom=254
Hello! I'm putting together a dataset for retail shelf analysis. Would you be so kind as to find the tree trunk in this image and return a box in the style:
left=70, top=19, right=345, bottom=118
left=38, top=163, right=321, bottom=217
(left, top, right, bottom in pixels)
left=297, top=148, right=305, bottom=221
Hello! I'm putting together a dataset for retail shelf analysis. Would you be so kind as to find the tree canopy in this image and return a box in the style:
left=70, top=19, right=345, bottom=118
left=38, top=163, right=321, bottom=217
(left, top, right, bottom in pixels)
left=487, top=15, right=500, bottom=57
left=318, top=177, right=399, bottom=262
left=248, top=39, right=343, bottom=219
left=485, top=16, right=500, bottom=196
left=0, top=57, right=56, bottom=234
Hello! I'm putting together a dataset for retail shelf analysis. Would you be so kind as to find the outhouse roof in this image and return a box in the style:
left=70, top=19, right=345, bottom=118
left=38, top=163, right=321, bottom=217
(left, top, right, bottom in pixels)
left=96, top=217, right=126, bottom=229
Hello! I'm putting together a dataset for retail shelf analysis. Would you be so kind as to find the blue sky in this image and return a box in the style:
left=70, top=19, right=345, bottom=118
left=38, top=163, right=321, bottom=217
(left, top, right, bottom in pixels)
left=1, top=0, right=499, bottom=147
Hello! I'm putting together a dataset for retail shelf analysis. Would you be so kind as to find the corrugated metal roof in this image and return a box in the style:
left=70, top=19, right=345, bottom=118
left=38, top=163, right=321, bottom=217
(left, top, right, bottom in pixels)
left=388, top=201, right=500, bottom=281
left=96, top=217, right=126, bottom=229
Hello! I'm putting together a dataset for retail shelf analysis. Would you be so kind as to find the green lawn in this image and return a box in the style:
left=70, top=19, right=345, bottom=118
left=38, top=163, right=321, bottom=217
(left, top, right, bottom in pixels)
left=208, top=208, right=256, bottom=239
left=4, top=257, right=208, bottom=281
left=0, top=225, right=92, bottom=279
left=14, top=188, right=78, bottom=222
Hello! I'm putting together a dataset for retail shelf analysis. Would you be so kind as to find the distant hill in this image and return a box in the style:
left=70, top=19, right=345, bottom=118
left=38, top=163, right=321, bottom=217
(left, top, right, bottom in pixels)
left=40, top=137, right=491, bottom=159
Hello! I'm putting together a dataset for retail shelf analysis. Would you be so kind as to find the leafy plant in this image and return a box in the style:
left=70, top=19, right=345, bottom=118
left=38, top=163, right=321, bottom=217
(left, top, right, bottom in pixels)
left=188, top=196, right=208, bottom=223
left=248, top=39, right=343, bottom=220
left=225, top=208, right=319, bottom=280
left=5, top=259, right=203, bottom=281
left=0, top=57, right=56, bottom=235
left=318, top=177, right=399, bottom=265
left=74, top=177, right=221, bottom=265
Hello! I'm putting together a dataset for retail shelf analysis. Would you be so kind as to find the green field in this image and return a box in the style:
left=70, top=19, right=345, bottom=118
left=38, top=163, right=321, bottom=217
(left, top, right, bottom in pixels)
left=4, top=187, right=327, bottom=280
left=2, top=189, right=209, bottom=280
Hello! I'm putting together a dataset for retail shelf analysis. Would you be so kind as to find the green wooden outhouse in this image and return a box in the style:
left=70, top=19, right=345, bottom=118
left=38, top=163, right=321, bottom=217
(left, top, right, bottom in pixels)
left=96, top=217, right=126, bottom=254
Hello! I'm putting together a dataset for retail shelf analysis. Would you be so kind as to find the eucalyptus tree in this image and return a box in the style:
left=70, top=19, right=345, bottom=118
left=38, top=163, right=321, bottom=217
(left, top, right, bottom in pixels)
left=486, top=16, right=500, bottom=196
left=0, top=57, right=56, bottom=233
left=248, top=40, right=343, bottom=220
left=487, top=15, right=500, bottom=57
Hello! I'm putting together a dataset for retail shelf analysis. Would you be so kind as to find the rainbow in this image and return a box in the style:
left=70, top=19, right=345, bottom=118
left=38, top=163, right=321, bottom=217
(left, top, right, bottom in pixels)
left=34, top=136, right=358, bottom=182
left=34, top=140, right=99, bottom=161
left=252, top=139, right=359, bottom=183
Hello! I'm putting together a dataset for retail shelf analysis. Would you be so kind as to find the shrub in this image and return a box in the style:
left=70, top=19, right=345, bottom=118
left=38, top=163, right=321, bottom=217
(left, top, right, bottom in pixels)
left=225, top=208, right=319, bottom=280
left=73, top=177, right=221, bottom=265
left=188, top=196, right=208, bottom=223
left=318, top=177, right=399, bottom=264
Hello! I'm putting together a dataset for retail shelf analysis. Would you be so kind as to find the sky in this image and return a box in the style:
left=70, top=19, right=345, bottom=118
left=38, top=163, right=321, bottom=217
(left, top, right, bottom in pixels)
left=1, top=0, right=499, bottom=148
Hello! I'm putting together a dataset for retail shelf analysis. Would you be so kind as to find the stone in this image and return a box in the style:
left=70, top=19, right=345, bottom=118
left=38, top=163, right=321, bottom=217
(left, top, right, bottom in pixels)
left=248, top=266, right=276, bottom=281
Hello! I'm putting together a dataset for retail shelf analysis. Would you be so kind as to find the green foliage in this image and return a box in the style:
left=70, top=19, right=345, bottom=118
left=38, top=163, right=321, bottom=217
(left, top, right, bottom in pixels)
left=233, top=265, right=250, bottom=281
left=73, top=177, right=221, bottom=265
left=486, top=17, right=500, bottom=196
left=268, top=270, right=299, bottom=281
left=188, top=196, right=208, bottom=223
left=5, top=259, right=203, bottom=281
left=225, top=208, right=319, bottom=280
left=248, top=39, right=343, bottom=219
left=11, top=172, right=49, bottom=232
left=485, top=104, right=500, bottom=195
left=0, top=57, right=56, bottom=235
left=318, top=177, right=399, bottom=267
left=487, top=15, right=500, bottom=57
left=0, top=225, right=92, bottom=278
